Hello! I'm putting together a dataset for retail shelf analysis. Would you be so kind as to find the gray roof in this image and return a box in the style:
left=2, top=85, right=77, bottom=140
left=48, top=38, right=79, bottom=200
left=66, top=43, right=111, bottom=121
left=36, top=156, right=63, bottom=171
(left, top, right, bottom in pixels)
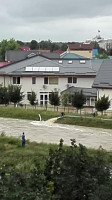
left=91, top=58, right=103, bottom=72
left=5, top=50, right=60, bottom=62
left=0, top=55, right=96, bottom=76
left=61, top=86, right=97, bottom=97
left=92, top=59, right=112, bottom=88
left=54, top=59, right=101, bottom=73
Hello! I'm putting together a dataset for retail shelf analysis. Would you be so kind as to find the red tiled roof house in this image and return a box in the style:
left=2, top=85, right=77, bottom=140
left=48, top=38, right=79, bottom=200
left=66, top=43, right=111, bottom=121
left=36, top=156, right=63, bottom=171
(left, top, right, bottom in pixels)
left=67, top=43, right=94, bottom=58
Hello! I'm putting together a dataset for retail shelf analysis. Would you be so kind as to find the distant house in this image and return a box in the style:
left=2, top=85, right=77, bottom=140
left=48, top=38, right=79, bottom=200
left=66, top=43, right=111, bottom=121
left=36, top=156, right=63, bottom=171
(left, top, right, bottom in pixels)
left=5, top=50, right=60, bottom=63
left=61, top=86, right=97, bottom=107
left=19, top=46, right=30, bottom=51
left=53, top=50, right=64, bottom=54
left=92, top=59, right=112, bottom=110
left=0, top=62, right=12, bottom=67
left=67, top=43, right=94, bottom=58
left=60, top=52, right=88, bottom=59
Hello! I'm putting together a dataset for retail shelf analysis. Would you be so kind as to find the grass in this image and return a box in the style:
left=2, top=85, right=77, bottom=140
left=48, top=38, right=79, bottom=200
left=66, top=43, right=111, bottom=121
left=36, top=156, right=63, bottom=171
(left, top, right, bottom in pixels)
left=0, top=136, right=58, bottom=172
left=0, top=106, right=60, bottom=121
left=56, top=116, right=112, bottom=129
left=0, top=136, right=112, bottom=173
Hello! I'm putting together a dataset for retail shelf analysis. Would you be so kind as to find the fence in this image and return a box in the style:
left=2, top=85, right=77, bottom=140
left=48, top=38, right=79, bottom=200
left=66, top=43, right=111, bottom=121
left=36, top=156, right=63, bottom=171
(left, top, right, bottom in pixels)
left=1, top=104, right=112, bottom=116
left=4, top=104, right=95, bottom=115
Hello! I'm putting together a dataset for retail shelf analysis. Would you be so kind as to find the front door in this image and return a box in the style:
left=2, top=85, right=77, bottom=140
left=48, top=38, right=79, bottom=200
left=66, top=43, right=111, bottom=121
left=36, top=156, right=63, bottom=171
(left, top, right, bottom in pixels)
left=40, top=93, right=48, bottom=106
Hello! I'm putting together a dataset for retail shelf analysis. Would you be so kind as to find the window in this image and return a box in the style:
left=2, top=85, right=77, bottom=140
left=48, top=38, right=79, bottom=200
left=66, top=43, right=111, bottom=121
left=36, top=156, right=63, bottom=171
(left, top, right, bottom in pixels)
left=68, top=77, right=77, bottom=84
left=40, top=93, right=49, bottom=106
left=68, top=60, right=73, bottom=64
left=27, top=92, right=31, bottom=100
left=13, top=77, right=20, bottom=84
left=32, top=77, right=36, bottom=84
left=73, top=77, right=77, bottom=83
left=80, top=60, right=86, bottom=64
left=68, top=77, right=72, bottom=83
left=44, top=77, right=48, bottom=84
left=49, top=77, right=58, bottom=85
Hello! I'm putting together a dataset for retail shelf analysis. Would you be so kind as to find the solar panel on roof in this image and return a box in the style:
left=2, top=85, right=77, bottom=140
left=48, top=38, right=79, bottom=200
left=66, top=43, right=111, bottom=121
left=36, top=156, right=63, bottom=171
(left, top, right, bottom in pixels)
left=38, top=67, right=46, bottom=71
left=25, top=67, right=33, bottom=71
left=46, top=67, right=52, bottom=71
left=33, top=67, right=39, bottom=71
left=25, top=67, right=59, bottom=72
left=52, top=67, right=59, bottom=71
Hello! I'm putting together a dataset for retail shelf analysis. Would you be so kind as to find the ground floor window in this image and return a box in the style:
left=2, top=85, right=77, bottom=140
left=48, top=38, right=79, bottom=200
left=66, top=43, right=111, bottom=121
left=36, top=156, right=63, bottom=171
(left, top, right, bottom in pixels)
left=40, top=92, right=51, bottom=106
left=85, top=97, right=96, bottom=107
left=27, top=92, right=31, bottom=100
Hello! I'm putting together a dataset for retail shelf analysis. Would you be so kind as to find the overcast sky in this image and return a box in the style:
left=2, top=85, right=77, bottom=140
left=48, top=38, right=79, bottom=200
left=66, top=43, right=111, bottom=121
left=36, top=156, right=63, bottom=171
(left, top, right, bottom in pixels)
left=0, top=0, right=112, bottom=42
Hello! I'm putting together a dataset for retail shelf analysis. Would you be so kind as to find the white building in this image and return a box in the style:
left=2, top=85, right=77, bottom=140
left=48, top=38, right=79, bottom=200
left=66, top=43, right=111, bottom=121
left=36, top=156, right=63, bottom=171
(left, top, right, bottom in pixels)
left=0, top=55, right=98, bottom=106
left=86, top=33, right=112, bottom=52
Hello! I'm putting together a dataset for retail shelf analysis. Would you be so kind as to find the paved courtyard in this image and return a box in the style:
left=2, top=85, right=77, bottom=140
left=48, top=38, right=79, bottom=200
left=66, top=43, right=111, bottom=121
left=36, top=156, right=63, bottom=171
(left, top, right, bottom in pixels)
left=0, top=117, right=112, bottom=150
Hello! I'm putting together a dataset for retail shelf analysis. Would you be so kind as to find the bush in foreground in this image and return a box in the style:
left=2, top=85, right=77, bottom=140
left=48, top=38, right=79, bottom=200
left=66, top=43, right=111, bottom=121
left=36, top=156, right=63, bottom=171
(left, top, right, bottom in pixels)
left=0, top=138, right=112, bottom=200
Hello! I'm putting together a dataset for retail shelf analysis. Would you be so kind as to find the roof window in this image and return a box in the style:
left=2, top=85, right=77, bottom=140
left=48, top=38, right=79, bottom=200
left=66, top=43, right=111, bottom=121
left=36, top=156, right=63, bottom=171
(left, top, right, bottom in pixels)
left=68, top=60, right=73, bottom=64
left=59, top=60, right=63, bottom=64
left=80, top=60, right=86, bottom=64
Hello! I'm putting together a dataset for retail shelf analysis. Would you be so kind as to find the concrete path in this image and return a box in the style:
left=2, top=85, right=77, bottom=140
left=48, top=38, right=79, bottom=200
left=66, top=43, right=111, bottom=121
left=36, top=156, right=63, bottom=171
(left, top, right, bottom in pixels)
left=0, top=117, right=112, bottom=150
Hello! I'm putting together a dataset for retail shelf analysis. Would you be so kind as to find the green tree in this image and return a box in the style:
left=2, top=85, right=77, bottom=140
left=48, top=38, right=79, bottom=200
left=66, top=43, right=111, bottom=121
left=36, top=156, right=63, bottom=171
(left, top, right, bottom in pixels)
left=30, top=40, right=38, bottom=50
left=44, top=139, right=112, bottom=200
left=95, top=53, right=108, bottom=59
left=0, top=85, right=9, bottom=105
left=49, top=92, right=60, bottom=106
left=8, top=85, right=24, bottom=106
left=60, top=93, right=71, bottom=106
left=72, top=91, right=86, bottom=113
left=60, top=43, right=67, bottom=51
left=17, top=40, right=25, bottom=46
left=95, top=95, right=110, bottom=114
left=0, top=38, right=19, bottom=61
left=29, top=91, right=38, bottom=106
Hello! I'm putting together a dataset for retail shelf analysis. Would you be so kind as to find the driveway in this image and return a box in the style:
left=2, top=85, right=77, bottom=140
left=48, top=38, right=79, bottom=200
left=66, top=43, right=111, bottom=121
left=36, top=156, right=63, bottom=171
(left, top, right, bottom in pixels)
left=0, top=117, right=112, bottom=150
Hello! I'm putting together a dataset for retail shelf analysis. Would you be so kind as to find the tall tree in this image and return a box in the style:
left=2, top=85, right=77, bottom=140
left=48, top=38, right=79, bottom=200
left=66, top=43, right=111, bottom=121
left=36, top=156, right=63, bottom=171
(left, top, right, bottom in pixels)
left=8, top=85, right=24, bottom=106
left=28, top=91, right=37, bottom=105
left=95, top=95, right=110, bottom=114
left=72, top=91, right=86, bottom=113
left=49, top=92, right=60, bottom=106
left=0, top=38, right=19, bottom=61
left=0, top=85, right=9, bottom=105
left=30, top=40, right=38, bottom=50
left=60, top=93, right=71, bottom=106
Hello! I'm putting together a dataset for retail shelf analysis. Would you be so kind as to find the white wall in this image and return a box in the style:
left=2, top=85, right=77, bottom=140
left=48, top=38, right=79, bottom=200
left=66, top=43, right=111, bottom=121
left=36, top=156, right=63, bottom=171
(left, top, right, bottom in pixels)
left=2, top=75, right=95, bottom=105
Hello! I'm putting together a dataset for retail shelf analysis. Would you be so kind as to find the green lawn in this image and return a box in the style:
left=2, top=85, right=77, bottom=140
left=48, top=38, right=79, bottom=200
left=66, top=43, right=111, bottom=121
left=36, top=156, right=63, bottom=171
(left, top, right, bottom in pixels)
left=0, top=136, right=112, bottom=173
left=0, top=136, right=58, bottom=172
left=0, top=106, right=60, bottom=121
left=56, top=115, right=112, bottom=129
